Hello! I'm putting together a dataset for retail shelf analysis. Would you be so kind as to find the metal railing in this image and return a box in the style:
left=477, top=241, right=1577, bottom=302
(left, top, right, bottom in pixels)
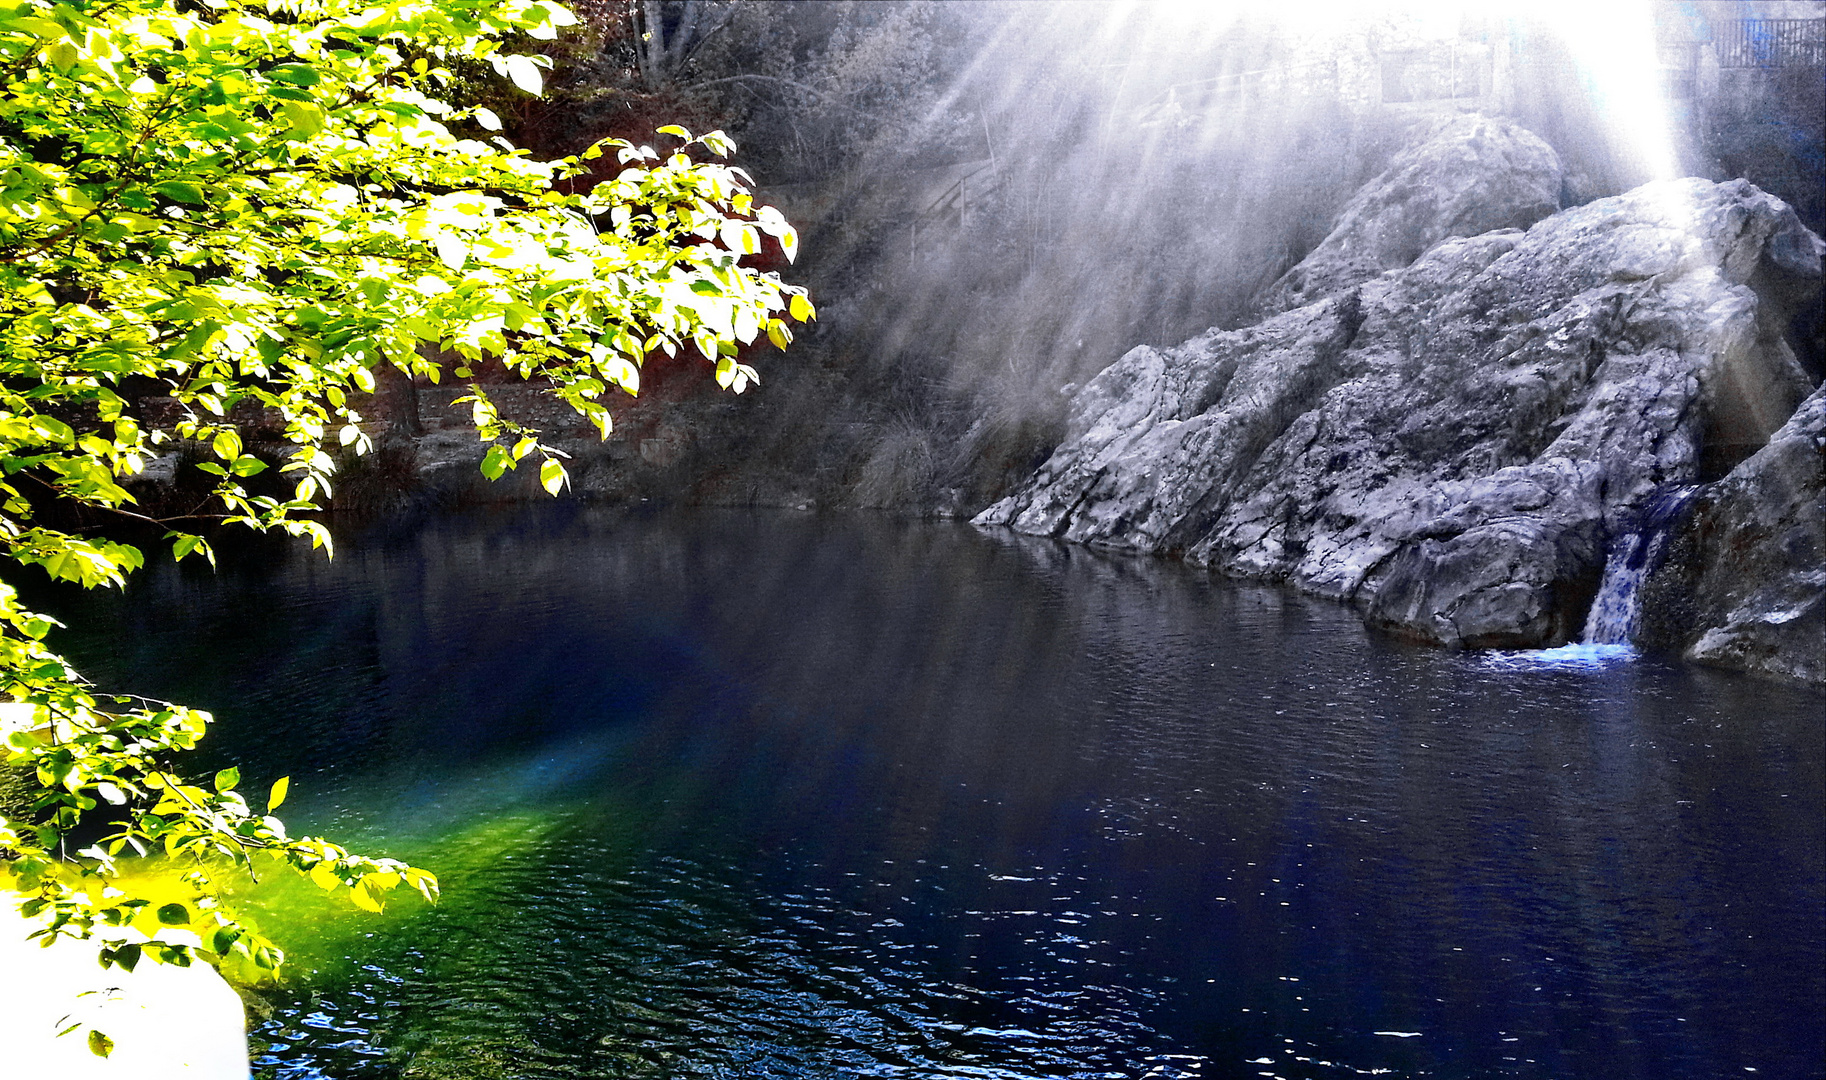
left=1714, top=19, right=1825, bottom=68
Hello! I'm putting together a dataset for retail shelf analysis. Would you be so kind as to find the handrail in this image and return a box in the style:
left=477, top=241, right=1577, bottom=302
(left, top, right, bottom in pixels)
left=1714, top=18, right=1825, bottom=68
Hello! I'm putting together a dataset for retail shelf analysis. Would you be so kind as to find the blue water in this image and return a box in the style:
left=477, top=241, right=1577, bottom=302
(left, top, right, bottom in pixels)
left=37, top=505, right=1826, bottom=1079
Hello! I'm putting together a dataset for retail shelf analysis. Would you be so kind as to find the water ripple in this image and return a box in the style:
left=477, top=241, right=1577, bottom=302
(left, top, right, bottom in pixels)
left=32, top=506, right=1821, bottom=1080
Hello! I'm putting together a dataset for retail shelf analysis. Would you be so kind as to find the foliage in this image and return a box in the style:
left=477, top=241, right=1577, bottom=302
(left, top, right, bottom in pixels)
left=0, top=0, right=809, bottom=1015
left=494, top=1, right=973, bottom=181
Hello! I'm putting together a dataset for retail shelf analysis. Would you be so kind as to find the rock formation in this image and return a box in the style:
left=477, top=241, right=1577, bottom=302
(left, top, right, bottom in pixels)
left=977, top=114, right=1823, bottom=676
left=1254, top=113, right=1564, bottom=316
left=1640, top=385, right=1825, bottom=683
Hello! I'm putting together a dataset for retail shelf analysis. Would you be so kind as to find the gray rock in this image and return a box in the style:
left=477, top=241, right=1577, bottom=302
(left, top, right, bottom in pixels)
left=976, top=176, right=1821, bottom=663
left=1640, top=385, right=1825, bottom=683
left=1255, top=113, right=1564, bottom=316
left=972, top=291, right=1368, bottom=551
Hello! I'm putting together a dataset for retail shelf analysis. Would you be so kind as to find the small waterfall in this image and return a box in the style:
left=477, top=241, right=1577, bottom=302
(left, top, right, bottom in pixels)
left=1581, top=485, right=1700, bottom=646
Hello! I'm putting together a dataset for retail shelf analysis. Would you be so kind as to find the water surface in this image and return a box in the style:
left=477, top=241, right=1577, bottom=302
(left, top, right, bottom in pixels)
left=41, top=506, right=1825, bottom=1080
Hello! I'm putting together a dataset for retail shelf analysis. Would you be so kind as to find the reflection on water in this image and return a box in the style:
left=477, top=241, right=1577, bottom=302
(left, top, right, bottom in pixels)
left=38, top=506, right=1826, bottom=1080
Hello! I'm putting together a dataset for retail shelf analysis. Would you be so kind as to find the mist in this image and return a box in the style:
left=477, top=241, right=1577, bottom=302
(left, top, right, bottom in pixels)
left=499, top=0, right=1823, bottom=514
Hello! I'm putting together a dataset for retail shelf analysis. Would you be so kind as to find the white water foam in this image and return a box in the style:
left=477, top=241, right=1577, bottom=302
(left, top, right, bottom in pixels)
left=1484, top=641, right=1637, bottom=670
left=1482, top=545, right=1647, bottom=669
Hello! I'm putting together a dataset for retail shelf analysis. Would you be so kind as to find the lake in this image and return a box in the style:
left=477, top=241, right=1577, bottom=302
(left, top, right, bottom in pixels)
left=39, top=505, right=1826, bottom=1079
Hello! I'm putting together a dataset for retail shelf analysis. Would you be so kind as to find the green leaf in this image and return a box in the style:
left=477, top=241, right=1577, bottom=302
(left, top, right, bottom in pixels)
left=267, top=63, right=322, bottom=86
left=351, top=879, right=384, bottom=913
left=153, top=180, right=206, bottom=205
left=168, top=533, right=214, bottom=567
left=88, top=1030, right=114, bottom=1058
left=403, top=867, right=441, bottom=903
left=480, top=445, right=510, bottom=480
left=280, top=100, right=325, bottom=137
left=109, top=942, right=142, bottom=972
left=210, top=926, right=242, bottom=957
left=4, top=16, right=70, bottom=39
left=789, top=293, right=815, bottom=322
left=268, top=776, right=290, bottom=812
left=0, top=0, right=803, bottom=994
left=45, top=39, right=77, bottom=71
left=539, top=458, right=566, bottom=495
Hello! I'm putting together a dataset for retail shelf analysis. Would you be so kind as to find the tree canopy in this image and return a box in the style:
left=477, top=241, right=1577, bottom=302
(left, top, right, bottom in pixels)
left=0, top=0, right=808, bottom=1031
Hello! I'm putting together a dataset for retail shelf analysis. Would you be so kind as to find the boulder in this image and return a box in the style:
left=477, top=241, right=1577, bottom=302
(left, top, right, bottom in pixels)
left=972, top=291, right=1368, bottom=550
left=1254, top=113, right=1564, bottom=316
left=977, top=176, right=1821, bottom=662
left=1639, top=385, right=1825, bottom=683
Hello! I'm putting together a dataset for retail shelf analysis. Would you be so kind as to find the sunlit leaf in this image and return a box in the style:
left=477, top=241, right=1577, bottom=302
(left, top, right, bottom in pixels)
left=154, top=181, right=206, bottom=205
left=481, top=445, right=510, bottom=480
left=539, top=458, right=566, bottom=495
left=0, top=0, right=803, bottom=993
left=350, top=880, right=384, bottom=913
left=504, top=54, right=543, bottom=95
left=435, top=233, right=468, bottom=271
left=280, top=100, right=325, bottom=137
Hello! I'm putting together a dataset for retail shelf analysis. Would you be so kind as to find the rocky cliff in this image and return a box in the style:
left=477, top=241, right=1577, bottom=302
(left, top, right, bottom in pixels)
left=1639, top=385, right=1824, bottom=683
left=977, top=116, right=1823, bottom=678
left=1254, top=114, right=1565, bottom=316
